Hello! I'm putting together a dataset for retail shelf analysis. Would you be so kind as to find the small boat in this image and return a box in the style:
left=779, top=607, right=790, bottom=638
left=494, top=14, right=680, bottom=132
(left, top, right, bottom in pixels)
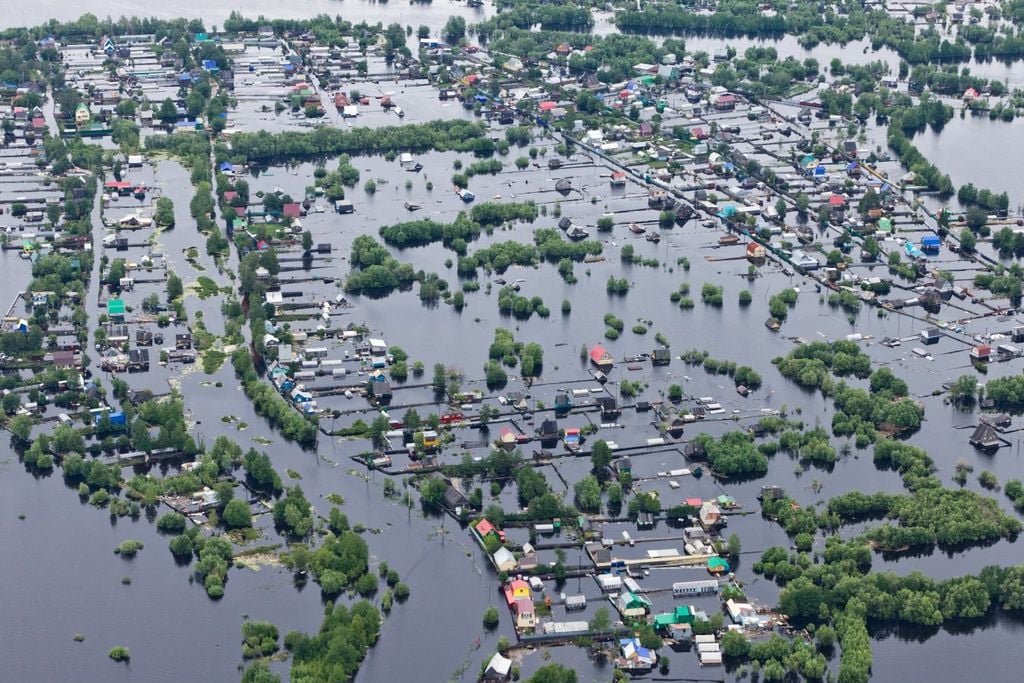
left=645, top=232, right=661, bottom=243
left=555, top=178, right=572, bottom=195
left=395, top=107, right=404, bottom=118
left=455, top=187, right=475, bottom=203
left=719, top=234, right=739, bottom=246
left=628, top=222, right=646, bottom=235
left=404, top=202, right=421, bottom=211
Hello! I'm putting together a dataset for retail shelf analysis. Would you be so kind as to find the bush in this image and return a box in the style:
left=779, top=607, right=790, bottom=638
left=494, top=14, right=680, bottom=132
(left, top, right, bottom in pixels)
left=483, top=606, right=500, bottom=629
left=108, top=646, right=130, bottom=662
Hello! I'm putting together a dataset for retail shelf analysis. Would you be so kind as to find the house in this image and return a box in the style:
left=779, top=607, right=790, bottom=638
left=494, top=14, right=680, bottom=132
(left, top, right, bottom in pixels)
left=554, top=391, right=572, bottom=412
left=617, top=591, right=653, bottom=618
left=175, top=333, right=192, bottom=349
left=282, top=203, right=302, bottom=219
left=921, top=235, right=941, bottom=253
left=493, top=547, right=518, bottom=573
left=420, top=429, right=440, bottom=450
left=367, top=378, right=392, bottom=403
left=970, top=422, right=1001, bottom=451
left=713, top=93, right=737, bottom=111
left=920, top=328, right=941, bottom=345
left=75, top=103, right=91, bottom=127
left=597, top=395, right=620, bottom=418
left=726, top=599, right=761, bottom=626
left=443, top=482, right=470, bottom=510
left=673, top=580, right=719, bottom=597
left=107, top=324, right=130, bottom=344
left=106, top=298, right=126, bottom=321
left=699, top=501, right=722, bottom=527
left=538, top=418, right=559, bottom=443
left=565, top=594, right=587, bottom=611
left=128, top=348, right=150, bottom=372
left=759, top=485, right=785, bottom=501
left=654, top=605, right=696, bottom=631
left=970, top=344, right=992, bottom=362
left=335, top=200, right=354, bottom=214
left=483, top=653, right=513, bottom=682
left=618, top=638, right=656, bottom=671
left=513, top=598, right=536, bottom=630
left=505, top=579, right=531, bottom=605
left=95, top=410, right=126, bottom=427
left=652, top=348, right=671, bottom=365
left=746, top=242, right=766, bottom=261
left=589, top=344, right=614, bottom=370
left=475, top=518, right=507, bottom=544
left=51, top=349, right=76, bottom=369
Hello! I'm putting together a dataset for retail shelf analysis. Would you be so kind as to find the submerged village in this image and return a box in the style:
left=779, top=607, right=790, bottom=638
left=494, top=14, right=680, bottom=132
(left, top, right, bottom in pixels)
left=8, top=3, right=1024, bottom=682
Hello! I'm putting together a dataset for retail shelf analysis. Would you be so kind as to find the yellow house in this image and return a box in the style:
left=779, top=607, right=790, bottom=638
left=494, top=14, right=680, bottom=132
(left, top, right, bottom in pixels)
left=75, top=103, right=91, bottom=127
left=420, top=429, right=439, bottom=450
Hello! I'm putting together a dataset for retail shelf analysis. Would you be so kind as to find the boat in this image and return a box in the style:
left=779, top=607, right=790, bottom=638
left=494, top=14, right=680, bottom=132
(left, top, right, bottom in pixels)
left=555, top=178, right=572, bottom=195
left=718, top=234, right=739, bottom=246
left=645, top=232, right=661, bottom=243
left=455, top=187, right=475, bottom=203
left=629, top=223, right=645, bottom=235
left=395, top=106, right=405, bottom=118
left=404, top=202, right=421, bottom=211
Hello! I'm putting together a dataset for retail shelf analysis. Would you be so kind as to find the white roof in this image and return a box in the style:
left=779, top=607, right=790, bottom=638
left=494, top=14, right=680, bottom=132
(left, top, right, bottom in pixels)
left=485, top=653, right=512, bottom=676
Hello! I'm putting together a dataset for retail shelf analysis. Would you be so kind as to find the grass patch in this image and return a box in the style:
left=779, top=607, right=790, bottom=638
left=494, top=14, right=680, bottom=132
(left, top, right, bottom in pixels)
left=286, top=468, right=302, bottom=480
left=202, top=349, right=226, bottom=374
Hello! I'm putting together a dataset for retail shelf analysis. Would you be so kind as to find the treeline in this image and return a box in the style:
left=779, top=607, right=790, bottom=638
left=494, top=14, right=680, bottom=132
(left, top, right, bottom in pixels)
left=286, top=601, right=381, bottom=681
left=478, top=4, right=593, bottom=38
left=346, top=236, right=417, bottom=294
left=693, top=431, right=768, bottom=478
left=229, top=120, right=491, bottom=163
left=232, top=348, right=318, bottom=447
left=457, top=229, right=601, bottom=276
left=377, top=202, right=537, bottom=249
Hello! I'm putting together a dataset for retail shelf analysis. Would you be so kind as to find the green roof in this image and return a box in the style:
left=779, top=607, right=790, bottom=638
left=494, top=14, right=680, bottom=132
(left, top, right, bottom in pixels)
left=107, top=299, right=125, bottom=315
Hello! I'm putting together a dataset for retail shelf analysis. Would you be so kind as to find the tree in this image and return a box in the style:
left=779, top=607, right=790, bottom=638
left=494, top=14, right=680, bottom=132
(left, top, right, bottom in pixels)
left=966, top=206, right=988, bottom=231
left=573, top=475, right=602, bottom=512
left=443, top=16, right=466, bottom=45
left=157, top=97, right=178, bottom=125
left=302, top=230, right=313, bottom=253
left=167, top=271, right=183, bottom=301
left=154, top=197, right=175, bottom=226
left=591, top=440, right=613, bottom=472
left=589, top=607, right=611, bottom=632
left=727, top=533, right=741, bottom=556
left=223, top=498, right=253, bottom=529
left=526, top=664, right=577, bottom=683
left=959, top=228, right=976, bottom=253
left=775, top=198, right=787, bottom=221
left=2, top=392, right=20, bottom=414
left=795, top=192, right=810, bottom=214
left=483, top=606, right=500, bottom=629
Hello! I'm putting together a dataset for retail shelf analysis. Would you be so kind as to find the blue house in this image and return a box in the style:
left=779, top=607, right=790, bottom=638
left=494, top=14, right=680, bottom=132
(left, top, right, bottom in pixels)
left=95, top=411, right=126, bottom=427
left=921, top=235, right=941, bottom=253
left=219, top=162, right=234, bottom=173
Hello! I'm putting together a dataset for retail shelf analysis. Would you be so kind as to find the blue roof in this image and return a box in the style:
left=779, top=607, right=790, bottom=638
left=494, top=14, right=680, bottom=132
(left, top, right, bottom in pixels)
left=219, top=162, right=234, bottom=172
left=178, top=73, right=192, bottom=82
left=922, top=235, right=940, bottom=245
left=814, top=165, right=826, bottom=175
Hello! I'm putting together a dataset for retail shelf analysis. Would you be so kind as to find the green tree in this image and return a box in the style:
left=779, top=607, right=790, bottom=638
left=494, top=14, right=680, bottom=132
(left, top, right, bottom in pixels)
left=167, top=271, right=184, bottom=301
left=591, top=440, right=613, bottom=472
left=302, top=230, right=313, bottom=253
left=223, top=498, right=253, bottom=529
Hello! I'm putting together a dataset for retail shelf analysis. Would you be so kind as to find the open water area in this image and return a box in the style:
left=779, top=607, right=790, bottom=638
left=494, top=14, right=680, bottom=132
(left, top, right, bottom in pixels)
left=4, top=2, right=1024, bottom=683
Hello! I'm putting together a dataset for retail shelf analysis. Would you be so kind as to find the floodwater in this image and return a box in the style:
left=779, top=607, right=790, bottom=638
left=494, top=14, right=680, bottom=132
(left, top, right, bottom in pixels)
left=3, top=3, right=1024, bottom=682
left=912, top=114, right=1024, bottom=205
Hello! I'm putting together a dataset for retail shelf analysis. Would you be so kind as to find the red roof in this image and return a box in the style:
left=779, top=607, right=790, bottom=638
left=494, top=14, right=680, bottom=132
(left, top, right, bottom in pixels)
left=223, top=191, right=238, bottom=202
left=974, top=344, right=991, bottom=355
left=104, top=180, right=131, bottom=189
left=234, top=207, right=247, bottom=217
left=31, top=117, right=45, bottom=128
left=282, top=203, right=301, bottom=218
left=476, top=519, right=497, bottom=538
left=828, top=194, right=846, bottom=207
left=539, top=100, right=556, bottom=111
left=612, top=171, right=625, bottom=179
left=685, top=497, right=703, bottom=507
